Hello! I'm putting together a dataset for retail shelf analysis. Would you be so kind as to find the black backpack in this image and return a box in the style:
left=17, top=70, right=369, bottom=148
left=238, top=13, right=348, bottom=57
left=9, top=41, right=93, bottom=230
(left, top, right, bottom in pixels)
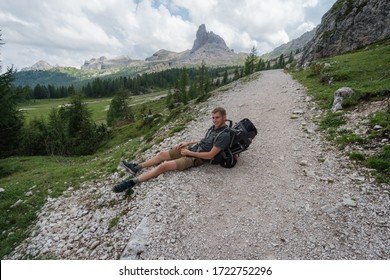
left=210, top=118, right=258, bottom=168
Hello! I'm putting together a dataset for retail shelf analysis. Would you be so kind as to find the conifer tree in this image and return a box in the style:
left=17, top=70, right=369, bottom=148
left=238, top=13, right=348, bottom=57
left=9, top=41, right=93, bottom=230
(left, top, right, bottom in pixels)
left=0, top=32, right=24, bottom=157
left=197, top=61, right=208, bottom=96
left=244, top=46, right=258, bottom=76
left=107, top=89, right=134, bottom=126
left=178, top=68, right=189, bottom=104
left=278, top=54, right=286, bottom=68
left=223, top=70, right=228, bottom=85
left=288, top=51, right=294, bottom=64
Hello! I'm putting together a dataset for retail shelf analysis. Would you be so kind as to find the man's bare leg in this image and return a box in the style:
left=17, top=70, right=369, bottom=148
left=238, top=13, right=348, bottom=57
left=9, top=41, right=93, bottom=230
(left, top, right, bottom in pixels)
left=139, top=150, right=172, bottom=169
left=137, top=160, right=177, bottom=183
left=113, top=150, right=177, bottom=193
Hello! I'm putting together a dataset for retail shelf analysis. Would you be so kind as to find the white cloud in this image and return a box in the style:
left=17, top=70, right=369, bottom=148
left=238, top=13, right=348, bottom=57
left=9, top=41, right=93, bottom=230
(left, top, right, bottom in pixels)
left=0, top=0, right=336, bottom=71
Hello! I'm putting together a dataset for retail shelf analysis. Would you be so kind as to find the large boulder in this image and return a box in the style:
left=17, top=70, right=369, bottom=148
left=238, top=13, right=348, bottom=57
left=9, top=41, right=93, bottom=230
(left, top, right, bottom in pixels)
left=331, top=87, right=356, bottom=112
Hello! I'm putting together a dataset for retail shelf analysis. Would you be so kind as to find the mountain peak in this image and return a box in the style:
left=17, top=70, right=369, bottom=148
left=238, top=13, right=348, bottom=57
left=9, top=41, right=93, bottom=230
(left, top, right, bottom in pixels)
left=21, top=60, right=53, bottom=72
left=191, top=24, right=231, bottom=53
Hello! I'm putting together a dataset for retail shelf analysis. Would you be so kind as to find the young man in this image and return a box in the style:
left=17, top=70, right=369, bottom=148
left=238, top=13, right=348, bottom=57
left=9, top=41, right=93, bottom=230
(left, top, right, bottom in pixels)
left=112, top=107, right=231, bottom=193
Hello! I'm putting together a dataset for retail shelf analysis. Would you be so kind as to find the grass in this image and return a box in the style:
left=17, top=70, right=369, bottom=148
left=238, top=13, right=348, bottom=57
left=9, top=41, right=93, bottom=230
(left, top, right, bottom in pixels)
left=292, top=40, right=390, bottom=109
left=18, top=90, right=169, bottom=124
left=0, top=155, right=97, bottom=257
left=366, top=145, right=390, bottom=172
left=291, top=39, right=390, bottom=182
left=349, top=151, right=366, bottom=162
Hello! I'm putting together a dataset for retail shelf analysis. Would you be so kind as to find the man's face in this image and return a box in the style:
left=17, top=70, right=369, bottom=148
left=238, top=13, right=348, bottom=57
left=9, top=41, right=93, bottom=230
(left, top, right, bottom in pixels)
left=212, top=112, right=226, bottom=128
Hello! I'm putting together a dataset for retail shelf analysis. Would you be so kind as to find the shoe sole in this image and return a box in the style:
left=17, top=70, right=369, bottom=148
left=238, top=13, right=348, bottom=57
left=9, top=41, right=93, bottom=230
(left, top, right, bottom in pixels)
left=112, top=187, right=127, bottom=193
left=121, top=161, right=137, bottom=176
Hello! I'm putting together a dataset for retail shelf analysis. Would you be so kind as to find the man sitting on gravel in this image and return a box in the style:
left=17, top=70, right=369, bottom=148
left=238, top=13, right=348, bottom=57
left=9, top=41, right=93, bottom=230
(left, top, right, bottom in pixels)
left=112, top=107, right=231, bottom=193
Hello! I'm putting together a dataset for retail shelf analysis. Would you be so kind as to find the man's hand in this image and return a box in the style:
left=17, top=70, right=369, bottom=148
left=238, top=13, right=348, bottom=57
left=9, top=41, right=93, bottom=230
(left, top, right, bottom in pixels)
left=175, top=141, right=197, bottom=150
left=175, top=142, right=188, bottom=150
left=180, top=146, right=222, bottom=160
left=180, top=148, right=191, bottom=156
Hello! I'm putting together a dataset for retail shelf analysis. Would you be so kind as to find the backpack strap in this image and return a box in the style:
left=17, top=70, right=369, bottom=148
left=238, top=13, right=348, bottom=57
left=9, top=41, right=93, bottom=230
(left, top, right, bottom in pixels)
left=212, top=126, right=230, bottom=145
left=205, top=125, right=214, bottom=139
left=226, top=120, right=233, bottom=128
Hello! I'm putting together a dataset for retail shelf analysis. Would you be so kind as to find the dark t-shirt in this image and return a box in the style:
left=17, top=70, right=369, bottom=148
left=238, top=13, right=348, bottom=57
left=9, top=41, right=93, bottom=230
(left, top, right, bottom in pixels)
left=189, top=125, right=230, bottom=153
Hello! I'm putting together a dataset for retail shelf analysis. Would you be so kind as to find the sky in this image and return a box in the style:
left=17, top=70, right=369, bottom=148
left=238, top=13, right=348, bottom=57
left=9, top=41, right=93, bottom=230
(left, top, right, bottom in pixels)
left=0, top=0, right=337, bottom=72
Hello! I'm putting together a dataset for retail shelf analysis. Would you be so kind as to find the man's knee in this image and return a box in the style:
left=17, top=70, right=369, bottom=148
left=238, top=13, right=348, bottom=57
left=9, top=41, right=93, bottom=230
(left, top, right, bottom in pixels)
left=156, top=161, right=177, bottom=173
left=157, top=150, right=171, bottom=161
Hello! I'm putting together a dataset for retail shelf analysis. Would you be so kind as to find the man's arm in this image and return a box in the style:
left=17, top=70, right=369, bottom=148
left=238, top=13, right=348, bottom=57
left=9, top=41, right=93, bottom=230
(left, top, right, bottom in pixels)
left=180, top=146, right=221, bottom=160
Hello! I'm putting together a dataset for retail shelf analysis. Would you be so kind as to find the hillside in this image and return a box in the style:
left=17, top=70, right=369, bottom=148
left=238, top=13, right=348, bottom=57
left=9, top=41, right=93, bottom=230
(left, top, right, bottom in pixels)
left=265, top=27, right=317, bottom=58
left=6, top=69, right=389, bottom=260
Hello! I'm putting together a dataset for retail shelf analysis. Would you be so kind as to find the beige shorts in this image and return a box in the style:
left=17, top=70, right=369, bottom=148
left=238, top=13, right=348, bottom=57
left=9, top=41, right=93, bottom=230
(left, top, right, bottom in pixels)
left=169, top=148, right=204, bottom=171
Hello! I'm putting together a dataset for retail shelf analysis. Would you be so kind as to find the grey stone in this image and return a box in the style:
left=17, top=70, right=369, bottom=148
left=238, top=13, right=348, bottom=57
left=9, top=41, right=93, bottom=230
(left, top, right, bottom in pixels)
left=121, top=217, right=150, bottom=260
left=332, top=87, right=356, bottom=112
left=342, top=198, right=357, bottom=207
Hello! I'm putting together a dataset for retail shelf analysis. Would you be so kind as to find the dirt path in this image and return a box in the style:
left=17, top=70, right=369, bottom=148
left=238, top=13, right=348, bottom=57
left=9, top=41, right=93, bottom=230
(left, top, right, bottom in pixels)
left=8, top=70, right=389, bottom=260
left=126, top=69, right=389, bottom=260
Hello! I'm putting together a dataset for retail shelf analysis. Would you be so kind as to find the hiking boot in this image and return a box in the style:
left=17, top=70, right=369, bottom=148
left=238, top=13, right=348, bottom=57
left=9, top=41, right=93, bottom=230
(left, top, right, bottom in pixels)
left=112, top=179, right=135, bottom=193
left=122, top=161, right=140, bottom=176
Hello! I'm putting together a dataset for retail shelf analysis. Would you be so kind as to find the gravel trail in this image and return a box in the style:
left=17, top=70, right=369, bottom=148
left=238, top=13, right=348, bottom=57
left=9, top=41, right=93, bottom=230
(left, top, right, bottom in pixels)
left=8, top=70, right=389, bottom=260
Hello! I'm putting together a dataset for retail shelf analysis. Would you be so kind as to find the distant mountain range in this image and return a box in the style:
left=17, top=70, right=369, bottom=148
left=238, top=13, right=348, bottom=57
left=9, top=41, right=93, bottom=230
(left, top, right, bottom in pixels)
left=21, top=24, right=245, bottom=73
left=16, top=22, right=308, bottom=87
left=16, top=0, right=390, bottom=87
left=15, top=24, right=249, bottom=87
left=80, top=24, right=246, bottom=70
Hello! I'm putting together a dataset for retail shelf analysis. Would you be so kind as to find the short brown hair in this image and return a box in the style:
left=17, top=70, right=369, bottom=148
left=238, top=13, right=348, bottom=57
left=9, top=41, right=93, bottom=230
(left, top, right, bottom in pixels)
left=212, top=107, right=226, bottom=116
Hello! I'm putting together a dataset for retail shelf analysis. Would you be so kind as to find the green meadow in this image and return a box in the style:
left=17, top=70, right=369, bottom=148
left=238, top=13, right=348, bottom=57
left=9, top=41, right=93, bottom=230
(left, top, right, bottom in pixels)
left=18, top=90, right=169, bottom=124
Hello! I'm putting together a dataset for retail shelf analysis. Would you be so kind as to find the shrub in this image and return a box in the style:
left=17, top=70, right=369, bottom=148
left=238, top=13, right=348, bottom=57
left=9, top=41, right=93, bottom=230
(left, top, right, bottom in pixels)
left=332, top=70, right=351, bottom=82
left=107, top=90, right=134, bottom=127
left=19, top=117, right=48, bottom=155
left=307, top=63, right=324, bottom=77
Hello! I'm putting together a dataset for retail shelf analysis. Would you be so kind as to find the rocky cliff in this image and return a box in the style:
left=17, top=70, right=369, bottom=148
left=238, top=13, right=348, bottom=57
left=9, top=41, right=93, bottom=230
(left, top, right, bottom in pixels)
left=191, top=24, right=232, bottom=53
left=301, top=0, right=390, bottom=64
left=173, top=24, right=241, bottom=66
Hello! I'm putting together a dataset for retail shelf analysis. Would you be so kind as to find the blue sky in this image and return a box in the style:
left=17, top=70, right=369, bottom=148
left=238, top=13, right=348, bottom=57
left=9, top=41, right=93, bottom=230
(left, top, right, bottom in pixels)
left=0, top=0, right=337, bottom=71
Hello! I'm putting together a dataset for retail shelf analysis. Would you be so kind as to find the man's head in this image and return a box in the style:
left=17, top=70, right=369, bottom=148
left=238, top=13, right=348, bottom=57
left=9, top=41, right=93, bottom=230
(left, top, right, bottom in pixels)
left=211, top=107, right=227, bottom=128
